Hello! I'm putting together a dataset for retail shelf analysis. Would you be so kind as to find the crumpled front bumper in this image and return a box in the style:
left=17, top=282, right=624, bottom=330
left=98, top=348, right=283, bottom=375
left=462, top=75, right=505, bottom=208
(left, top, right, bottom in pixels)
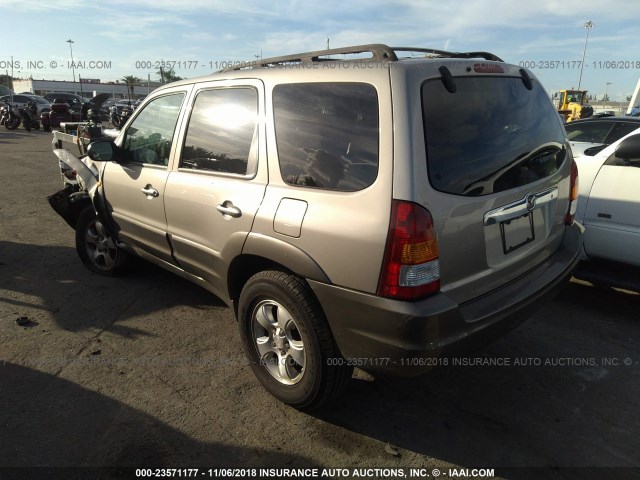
left=48, top=185, right=91, bottom=229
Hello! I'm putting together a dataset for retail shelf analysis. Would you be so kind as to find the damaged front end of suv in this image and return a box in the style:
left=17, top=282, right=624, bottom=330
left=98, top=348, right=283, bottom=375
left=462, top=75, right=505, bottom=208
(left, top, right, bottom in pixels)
left=48, top=139, right=128, bottom=275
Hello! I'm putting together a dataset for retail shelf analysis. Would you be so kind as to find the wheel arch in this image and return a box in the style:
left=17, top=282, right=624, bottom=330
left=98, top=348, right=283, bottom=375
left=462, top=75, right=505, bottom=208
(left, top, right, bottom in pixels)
left=227, top=233, right=331, bottom=318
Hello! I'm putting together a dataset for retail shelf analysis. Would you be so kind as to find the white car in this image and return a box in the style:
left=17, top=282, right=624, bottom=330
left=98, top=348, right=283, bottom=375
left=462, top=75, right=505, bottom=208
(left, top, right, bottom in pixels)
left=575, top=130, right=640, bottom=266
left=565, top=117, right=640, bottom=158
left=0, top=93, right=51, bottom=116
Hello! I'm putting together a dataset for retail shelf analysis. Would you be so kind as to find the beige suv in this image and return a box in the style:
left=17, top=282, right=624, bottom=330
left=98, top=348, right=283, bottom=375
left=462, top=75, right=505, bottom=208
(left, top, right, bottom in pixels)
left=49, top=44, right=583, bottom=409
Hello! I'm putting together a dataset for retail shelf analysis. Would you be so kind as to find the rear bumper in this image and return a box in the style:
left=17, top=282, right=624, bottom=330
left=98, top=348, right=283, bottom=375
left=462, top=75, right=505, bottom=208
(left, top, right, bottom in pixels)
left=309, top=223, right=583, bottom=376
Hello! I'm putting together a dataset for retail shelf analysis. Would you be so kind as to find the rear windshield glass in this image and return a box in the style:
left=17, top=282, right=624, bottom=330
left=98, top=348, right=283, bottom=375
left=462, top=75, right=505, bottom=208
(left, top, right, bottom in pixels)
left=422, top=76, right=567, bottom=196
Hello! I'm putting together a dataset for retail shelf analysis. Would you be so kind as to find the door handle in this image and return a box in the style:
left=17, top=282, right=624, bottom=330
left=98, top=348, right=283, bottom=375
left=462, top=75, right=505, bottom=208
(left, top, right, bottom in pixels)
left=217, top=203, right=242, bottom=218
left=141, top=185, right=159, bottom=197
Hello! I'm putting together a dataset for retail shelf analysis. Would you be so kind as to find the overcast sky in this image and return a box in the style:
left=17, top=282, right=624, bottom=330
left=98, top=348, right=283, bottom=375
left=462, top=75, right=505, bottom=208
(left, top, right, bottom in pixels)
left=1, top=0, right=639, bottom=100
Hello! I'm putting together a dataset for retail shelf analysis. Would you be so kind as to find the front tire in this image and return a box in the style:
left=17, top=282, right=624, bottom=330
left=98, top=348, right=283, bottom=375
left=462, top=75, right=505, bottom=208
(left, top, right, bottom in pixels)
left=75, top=206, right=128, bottom=276
left=238, top=271, right=352, bottom=409
left=5, top=116, right=19, bottom=130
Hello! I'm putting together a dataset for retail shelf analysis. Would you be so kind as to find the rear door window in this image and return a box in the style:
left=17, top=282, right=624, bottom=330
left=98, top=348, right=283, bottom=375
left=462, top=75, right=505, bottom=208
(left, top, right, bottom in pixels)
left=422, top=77, right=567, bottom=196
left=273, top=83, right=379, bottom=191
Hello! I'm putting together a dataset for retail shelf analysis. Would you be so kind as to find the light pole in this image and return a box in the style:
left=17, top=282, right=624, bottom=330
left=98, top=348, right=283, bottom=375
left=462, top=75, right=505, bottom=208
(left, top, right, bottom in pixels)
left=577, top=21, right=594, bottom=90
left=605, top=82, right=612, bottom=109
left=67, top=39, right=76, bottom=94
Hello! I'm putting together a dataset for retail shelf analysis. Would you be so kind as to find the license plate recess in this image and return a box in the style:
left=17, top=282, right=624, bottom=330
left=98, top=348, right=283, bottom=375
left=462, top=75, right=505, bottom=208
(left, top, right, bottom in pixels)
left=500, top=213, right=535, bottom=254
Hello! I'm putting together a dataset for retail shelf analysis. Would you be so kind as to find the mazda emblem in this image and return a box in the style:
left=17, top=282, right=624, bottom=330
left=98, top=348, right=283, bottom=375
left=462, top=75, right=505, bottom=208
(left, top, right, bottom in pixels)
left=526, top=193, right=536, bottom=211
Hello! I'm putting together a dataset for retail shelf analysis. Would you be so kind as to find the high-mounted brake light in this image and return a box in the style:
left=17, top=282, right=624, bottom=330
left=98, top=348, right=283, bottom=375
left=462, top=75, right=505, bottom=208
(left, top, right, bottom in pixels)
left=473, top=63, right=504, bottom=74
left=565, top=160, right=579, bottom=225
left=377, top=200, right=440, bottom=300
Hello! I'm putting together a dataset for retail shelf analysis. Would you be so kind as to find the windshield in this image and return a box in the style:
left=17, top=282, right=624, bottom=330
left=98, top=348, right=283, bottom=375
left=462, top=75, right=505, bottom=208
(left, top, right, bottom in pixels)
left=422, top=76, right=567, bottom=196
left=566, top=91, right=584, bottom=103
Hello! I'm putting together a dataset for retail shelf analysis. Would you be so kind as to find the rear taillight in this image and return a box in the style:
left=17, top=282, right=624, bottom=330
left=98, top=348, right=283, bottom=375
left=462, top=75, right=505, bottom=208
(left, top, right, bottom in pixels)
left=565, top=160, right=579, bottom=225
left=377, top=200, right=440, bottom=300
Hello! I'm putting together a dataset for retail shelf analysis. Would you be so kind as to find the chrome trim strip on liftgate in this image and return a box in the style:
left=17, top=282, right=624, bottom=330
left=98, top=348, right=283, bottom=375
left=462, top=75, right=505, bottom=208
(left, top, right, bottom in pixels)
left=483, top=187, right=558, bottom=226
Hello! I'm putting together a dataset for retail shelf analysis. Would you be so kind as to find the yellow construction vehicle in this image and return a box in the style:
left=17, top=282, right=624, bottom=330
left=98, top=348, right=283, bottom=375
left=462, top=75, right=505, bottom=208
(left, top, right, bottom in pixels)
left=555, top=89, right=594, bottom=123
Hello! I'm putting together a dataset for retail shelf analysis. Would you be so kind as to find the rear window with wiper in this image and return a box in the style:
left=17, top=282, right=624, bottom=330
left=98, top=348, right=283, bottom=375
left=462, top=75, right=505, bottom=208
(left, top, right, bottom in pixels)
left=422, top=76, right=567, bottom=196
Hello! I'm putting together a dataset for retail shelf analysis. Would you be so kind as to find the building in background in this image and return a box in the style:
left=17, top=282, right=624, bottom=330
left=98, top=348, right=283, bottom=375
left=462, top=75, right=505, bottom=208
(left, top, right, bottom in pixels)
left=12, top=78, right=161, bottom=99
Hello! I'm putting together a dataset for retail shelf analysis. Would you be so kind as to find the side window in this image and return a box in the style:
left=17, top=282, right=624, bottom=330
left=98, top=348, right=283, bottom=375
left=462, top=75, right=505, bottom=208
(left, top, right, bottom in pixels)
left=273, top=83, right=379, bottom=191
left=604, top=123, right=640, bottom=144
left=122, top=93, right=185, bottom=166
left=565, top=122, right=612, bottom=143
left=180, top=87, right=258, bottom=175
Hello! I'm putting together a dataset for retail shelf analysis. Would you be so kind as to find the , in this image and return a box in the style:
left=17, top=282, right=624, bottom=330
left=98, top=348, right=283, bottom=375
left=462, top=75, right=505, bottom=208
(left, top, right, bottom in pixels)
left=48, top=44, right=582, bottom=409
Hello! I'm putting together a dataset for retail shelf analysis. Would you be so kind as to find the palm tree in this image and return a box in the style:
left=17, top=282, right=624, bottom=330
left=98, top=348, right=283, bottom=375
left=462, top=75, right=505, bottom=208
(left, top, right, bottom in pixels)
left=156, top=67, right=182, bottom=84
left=121, top=75, right=141, bottom=99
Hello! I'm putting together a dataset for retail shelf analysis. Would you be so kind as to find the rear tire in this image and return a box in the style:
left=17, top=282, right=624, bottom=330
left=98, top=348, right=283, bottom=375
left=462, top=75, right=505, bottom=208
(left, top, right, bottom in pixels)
left=238, top=271, right=352, bottom=410
left=75, top=206, right=128, bottom=276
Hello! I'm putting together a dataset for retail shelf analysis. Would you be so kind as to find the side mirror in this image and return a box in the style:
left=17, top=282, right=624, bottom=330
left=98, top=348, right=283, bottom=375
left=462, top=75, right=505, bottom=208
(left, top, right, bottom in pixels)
left=615, top=133, right=640, bottom=164
left=87, top=140, right=118, bottom=162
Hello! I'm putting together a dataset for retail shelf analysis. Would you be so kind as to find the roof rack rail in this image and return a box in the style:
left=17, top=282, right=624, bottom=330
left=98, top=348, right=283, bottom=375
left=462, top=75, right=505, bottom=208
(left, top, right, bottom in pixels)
left=218, top=43, right=503, bottom=72
left=391, top=47, right=504, bottom=62
left=219, top=44, right=398, bottom=72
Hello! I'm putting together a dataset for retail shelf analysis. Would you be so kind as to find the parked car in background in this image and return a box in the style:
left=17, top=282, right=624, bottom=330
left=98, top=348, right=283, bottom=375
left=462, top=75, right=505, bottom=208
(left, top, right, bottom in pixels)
left=43, top=92, right=86, bottom=113
left=0, top=94, right=50, bottom=116
left=590, top=112, right=615, bottom=118
left=565, top=117, right=640, bottom=158
left=111, top=98, right=136, bottom=114
left=41, top=93, right=111, bottom=130
left=24, top=94, right=52, bottom=115
left=48, top=44, right=583, bottom=409
left=41, top=99, right=81, bottom=131
left=108, top=99, right=136, bottom=128
left=102, top=98, right=118, bottom=110
left=574, top=131, right=640, bottom=266
left=81, top=93, right=111, bottom=122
